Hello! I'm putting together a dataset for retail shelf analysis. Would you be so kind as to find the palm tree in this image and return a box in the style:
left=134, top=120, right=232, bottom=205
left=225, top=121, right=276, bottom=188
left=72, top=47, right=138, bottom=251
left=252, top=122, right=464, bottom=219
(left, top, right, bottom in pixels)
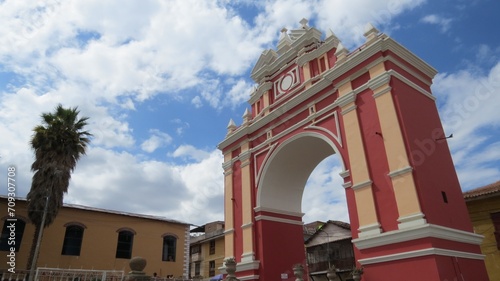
left=26, top=104, right=92, bottom=274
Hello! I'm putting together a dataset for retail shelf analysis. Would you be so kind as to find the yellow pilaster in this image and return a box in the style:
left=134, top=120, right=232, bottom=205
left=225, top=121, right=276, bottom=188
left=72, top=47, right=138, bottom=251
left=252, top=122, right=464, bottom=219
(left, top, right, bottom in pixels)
left=337, top=81, right=381, bottom=237
left=240, top=142, right=255, bottom=262
left=302, top=62, right=312, bottom=90
left=223, top=152, right=234, bottom=258
left=369, top=63, right=426, bottom=229
left=263, top=91, right=270, bottom=115
left=303, top=62, right=311, bottom=82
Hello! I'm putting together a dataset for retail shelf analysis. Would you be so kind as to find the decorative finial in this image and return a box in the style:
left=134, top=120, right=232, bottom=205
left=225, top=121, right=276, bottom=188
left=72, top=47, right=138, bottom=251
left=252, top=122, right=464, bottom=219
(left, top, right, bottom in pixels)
left=300, top=18, right=309, bottom=29
left=326, top=28, right=337, bottom=38
left=335, top=42, right=349, bottom=62
left=363, top=23, right=380, bottom=43
left=227, top=119, right=237, bottom=135
left=242, top=108, right=252, bottom=124
left=336, top=42, right=348, bottom=53
left=278, top=27, right=292, bottom=54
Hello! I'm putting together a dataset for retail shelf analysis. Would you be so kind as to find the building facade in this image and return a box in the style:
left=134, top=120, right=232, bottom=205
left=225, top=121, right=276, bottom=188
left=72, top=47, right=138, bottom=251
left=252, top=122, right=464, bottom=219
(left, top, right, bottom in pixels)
left=0, top=196, right=190, bottom=278
left=189, top=221, right=225, bottom=280
left=464, top=180, right=500, bottom=281
left=305, top=221, right=355, bottom=281
left=218, top=19, right=488, bottom=281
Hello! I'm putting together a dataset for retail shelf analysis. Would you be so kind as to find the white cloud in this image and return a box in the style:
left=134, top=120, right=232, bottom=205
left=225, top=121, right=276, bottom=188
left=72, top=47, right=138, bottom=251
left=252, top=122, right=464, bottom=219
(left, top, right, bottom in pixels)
left=170, top=145, right=211, bottom=162
left=65, top=146, right=224, bottom=225
left=420, top=14, right=453, bottom=32
left=313, top=0, right=426, bottom=47
left=302, top=156, right=349, bottom=223
left=191, top=96, right=203, bottom=108
left=225, top=79, right=253, bottom=109
left=175, top=151, right=225, bottom=223
left=141, top=129, right=173, bottom=153
left=475, top=44, right=500, bottom=66
left=194, top=78, right=253, bottom=110
left=170, top=119, right=190, bottom=136
left=433, top=61, right=500, bottom=189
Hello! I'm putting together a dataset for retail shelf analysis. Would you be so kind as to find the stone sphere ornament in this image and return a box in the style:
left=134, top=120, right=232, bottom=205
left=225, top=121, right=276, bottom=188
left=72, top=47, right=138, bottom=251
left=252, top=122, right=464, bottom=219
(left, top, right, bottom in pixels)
left=129, top=257, right=147, bottom=273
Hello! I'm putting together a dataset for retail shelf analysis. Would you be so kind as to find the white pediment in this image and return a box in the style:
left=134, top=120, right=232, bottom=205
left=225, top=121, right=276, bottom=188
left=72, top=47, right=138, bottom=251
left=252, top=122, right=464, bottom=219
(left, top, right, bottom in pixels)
left=251, top=49, right=278, bottom=81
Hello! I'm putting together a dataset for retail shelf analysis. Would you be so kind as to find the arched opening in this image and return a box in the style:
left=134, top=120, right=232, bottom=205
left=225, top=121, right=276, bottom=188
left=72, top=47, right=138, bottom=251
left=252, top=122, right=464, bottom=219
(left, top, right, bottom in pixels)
left=257, top=133, right=344, bottom=214
left=255, top=133, right=346, bottom=280
left=302, top=155, right=353, bottom=280
left=302, top=155, right=349, bottom=224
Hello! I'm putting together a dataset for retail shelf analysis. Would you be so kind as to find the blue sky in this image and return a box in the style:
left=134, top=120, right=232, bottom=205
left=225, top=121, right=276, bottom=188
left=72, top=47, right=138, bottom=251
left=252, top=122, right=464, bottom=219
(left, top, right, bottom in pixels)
left=0, top=0, right=499, bottom=226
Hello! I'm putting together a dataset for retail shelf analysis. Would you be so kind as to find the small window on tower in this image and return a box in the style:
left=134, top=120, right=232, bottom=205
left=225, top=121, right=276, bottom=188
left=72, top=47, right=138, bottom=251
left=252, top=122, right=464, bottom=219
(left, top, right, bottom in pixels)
left=441, top=191, right=448, bottom=203
left=309, top=106, right=316, bottom=115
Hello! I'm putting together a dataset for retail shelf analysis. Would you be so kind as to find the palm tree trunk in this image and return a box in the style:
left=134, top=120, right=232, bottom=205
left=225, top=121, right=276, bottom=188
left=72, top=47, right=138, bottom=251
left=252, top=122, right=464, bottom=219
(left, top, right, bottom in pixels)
left=26, top=223, right=41, bottom=274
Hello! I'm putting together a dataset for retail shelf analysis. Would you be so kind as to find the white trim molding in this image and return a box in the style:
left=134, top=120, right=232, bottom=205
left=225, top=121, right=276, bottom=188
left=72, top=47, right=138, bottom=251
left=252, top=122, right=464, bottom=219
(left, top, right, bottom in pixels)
left=352, top=180, right=373, bottom=191
left=397, top=212, right=427, bottom=229
left=241, top=251, right=256, bottom=262
left=353, top=223, right=484, bottom=250
left=358, top=247, right=485, bottom=265
left=241, top=222, right=253, bottom=229
left=238, top=259, right=261, bottom=272
left=341, top=105, right=357, bottom=115
left=239, top=274, right=260, bottom=281
left=358, top=222, right=382, bottom=238
left=388, top=166, right=413, bottom=178
left=254, top=215, right=303, bottom=226
left=342, top=181, right=352, bottom=189
left=339, top=170, right=350, bottom=179
left=254, top=206, right=304, bottom=218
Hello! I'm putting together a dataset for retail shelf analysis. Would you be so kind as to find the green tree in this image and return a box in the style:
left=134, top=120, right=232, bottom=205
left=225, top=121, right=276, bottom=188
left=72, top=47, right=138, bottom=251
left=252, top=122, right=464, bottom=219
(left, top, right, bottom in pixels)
left=26, top=104, right=92, bottom=272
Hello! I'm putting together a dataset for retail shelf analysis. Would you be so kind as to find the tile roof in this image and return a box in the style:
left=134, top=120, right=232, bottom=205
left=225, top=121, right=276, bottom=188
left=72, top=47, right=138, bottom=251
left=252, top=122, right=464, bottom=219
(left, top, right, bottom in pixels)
left=0, top=195, right=190, bottom=225
left=327, top=220, right=351, bottom=230
left=304, top=220, right=351, bottom=244
left=463, top=180, right=500, bottom=201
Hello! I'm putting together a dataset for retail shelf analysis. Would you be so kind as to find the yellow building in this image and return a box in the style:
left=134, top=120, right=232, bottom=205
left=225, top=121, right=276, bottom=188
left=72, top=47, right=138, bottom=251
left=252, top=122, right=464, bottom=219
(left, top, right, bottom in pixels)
left=189, top=221, right=225, bottom=280
left=0, top=196, right=190, bottom=278
left=464, top=180, right=500, bottom=281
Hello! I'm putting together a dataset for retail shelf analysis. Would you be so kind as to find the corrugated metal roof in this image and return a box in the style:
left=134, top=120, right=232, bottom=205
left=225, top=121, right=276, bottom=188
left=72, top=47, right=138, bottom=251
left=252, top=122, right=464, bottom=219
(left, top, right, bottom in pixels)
left=463, top=180, right=500, bottom=201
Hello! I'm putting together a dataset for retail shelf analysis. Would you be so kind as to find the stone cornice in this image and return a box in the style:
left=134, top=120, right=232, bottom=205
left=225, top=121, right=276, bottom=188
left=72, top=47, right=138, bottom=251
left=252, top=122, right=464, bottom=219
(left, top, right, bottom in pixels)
left=336, top=91, right=356, bottom=108
left=358, top=247, right=485, bottom=266
left=368, top=71, right=391, bottom=91
left=324, top=36, right=437, bottom=87
left=352, top=223, right=484, bottom=250
left=382, top=39, right=438, bottom=79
